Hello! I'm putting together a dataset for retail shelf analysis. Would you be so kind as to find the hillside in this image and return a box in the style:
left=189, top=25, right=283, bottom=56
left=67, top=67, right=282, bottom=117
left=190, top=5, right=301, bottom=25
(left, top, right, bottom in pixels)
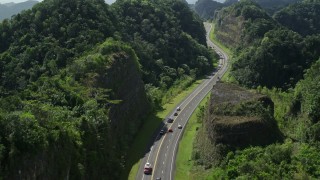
left=0, top=0, right=38, bottom=21
left=215, top=0, right=276, bottom=47
left=0, top=0, right=213, bottom=179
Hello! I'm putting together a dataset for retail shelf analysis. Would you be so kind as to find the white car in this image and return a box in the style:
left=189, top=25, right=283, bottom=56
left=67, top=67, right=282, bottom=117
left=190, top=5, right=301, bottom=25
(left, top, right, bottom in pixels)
left=176, top=106, right=181, bottom=111
left=178, top=124, right=182, bottom=129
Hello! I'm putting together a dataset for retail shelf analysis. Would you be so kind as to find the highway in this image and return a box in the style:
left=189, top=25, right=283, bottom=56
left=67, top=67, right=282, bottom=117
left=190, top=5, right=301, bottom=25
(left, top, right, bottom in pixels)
left=135, top=22, right=229, bottom=180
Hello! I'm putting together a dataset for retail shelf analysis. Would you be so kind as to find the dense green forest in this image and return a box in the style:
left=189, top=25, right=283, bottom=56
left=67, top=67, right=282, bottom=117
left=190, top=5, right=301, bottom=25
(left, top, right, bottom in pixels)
left=192, top=0, right=320, bottom=179
left=0, top=0, right=214, bottom=179
left=274, top=0, right=320, bottom=36
left=213, top=0, right=320, bottom=89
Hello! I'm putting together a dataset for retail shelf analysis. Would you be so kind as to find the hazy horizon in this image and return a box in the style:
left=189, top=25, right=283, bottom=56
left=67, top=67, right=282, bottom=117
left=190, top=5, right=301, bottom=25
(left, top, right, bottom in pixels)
left=0, top=0, right=40, bottom=4
left=1, top=0, right=226, bottom=5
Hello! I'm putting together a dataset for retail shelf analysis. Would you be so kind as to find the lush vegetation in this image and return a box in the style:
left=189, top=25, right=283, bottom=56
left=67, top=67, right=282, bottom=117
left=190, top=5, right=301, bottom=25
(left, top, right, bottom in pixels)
left=114, top=0, right=213, bottom=90
left=186, top=0, right=320, bottom=179
left=274, top=0, right=320, bottom=36
left=232, top=28, right=320, bottom=89
left=209, top=59, right=320, bottom=179
left=0, top=0, right=215, bottom=179
left=213, top=0, right=320, bottom=89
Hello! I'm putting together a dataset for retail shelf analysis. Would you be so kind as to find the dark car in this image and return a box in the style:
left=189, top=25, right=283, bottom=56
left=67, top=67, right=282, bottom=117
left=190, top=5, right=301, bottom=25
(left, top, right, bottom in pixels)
left=167, top=118, right=174, bottom=123
left=174, top=112, right=178, bottom=116
left=159, top=130, right=165, bottom=135
left=168, top=128, right=173, bottom=132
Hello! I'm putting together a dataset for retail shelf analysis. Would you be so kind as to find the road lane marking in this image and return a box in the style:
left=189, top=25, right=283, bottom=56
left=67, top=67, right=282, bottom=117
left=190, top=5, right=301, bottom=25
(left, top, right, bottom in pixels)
left=150, top=35, right=228, bottom=179
left=169, top=23, right=229, bottom=180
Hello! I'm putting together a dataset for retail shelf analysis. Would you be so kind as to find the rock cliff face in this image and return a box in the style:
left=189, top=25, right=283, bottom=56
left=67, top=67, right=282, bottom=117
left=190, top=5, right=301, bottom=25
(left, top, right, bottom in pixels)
left=193, top=82, right=282, bottom=166
left=215, top=7, right=245, bottom=47
left=214, top=0, right=275, bottom=48
left=102, top=51, right=151, bottom=153
left=71, top=41, right=151, bottom=179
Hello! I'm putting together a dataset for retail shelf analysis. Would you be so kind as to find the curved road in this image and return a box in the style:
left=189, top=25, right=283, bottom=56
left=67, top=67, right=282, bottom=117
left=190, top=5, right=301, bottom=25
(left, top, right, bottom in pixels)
left=136, top=22, right=229, bottom=180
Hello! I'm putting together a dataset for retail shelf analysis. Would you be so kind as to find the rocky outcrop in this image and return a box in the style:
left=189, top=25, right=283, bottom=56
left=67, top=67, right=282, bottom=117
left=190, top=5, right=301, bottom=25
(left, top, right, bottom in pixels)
left=102, top=51, right=151, bottom=149
left=193, top=82, right=282, bottom=166
left=215, top=10, right=245, bottom=48
left=214, top=0, right=275, bottom=48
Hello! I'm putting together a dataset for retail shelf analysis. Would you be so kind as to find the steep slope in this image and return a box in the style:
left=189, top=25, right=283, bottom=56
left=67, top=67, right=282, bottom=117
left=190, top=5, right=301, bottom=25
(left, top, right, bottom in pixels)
left=0, top=0, right=38, bottom=21
left=215, top=0, right=276, bottom=47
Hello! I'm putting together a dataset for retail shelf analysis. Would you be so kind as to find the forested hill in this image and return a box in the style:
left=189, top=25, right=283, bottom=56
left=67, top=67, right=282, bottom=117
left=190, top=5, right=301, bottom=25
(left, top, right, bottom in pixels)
left=0, top=0, right=214, bottom=179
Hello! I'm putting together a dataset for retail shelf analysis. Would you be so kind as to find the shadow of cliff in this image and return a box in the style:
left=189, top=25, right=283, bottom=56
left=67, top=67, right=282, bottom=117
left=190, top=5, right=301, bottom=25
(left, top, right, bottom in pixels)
left=121, top=111, right=166, bottom=180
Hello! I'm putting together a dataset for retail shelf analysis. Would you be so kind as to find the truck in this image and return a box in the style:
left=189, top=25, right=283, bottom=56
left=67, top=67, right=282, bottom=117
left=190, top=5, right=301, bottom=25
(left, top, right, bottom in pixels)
left=144, top=162, right=152, bottom=174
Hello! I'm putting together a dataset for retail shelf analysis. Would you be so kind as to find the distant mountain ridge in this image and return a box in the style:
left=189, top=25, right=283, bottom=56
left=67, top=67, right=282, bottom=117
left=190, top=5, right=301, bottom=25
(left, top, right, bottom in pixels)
left=0, top=0, right=38, bottom=21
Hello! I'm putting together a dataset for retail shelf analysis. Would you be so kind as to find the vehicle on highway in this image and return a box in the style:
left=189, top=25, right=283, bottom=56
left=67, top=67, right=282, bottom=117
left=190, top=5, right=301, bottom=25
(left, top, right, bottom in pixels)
left=156, top=178, right=161, bottom=180
left=159, top=129, right=165, bottom=135
left=144, top=162, right=152, bottom=174
left=167, top=117, right=174, bottom=123
left=168, top=128, right=173, bottom=132
left=178, top=124, right=182, bottom=129
left=174, top=112, right=178, bottom=116
left=176, top=106, right=181, bottom=111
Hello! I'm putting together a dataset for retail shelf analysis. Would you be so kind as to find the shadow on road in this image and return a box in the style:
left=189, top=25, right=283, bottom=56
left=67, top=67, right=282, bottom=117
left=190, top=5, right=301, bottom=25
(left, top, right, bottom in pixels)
left=121, top=112, right=167, bottom=180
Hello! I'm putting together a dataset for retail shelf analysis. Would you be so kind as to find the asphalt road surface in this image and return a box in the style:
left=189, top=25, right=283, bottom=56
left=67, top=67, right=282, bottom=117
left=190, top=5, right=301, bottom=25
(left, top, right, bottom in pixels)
left=136, top=22, right=229, bottom=180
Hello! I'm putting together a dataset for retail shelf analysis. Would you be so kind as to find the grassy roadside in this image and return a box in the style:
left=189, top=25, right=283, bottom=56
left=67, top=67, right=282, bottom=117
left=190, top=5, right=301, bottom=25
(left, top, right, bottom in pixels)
left=209, top=23, right=232, bottom=56
left=209, top=23, right=236, bottom=83
left=175, top=93, right=210, bottom=180
left=173, top=22, right=235, bottom=180
left=126, top=79, right=203, bottom=180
